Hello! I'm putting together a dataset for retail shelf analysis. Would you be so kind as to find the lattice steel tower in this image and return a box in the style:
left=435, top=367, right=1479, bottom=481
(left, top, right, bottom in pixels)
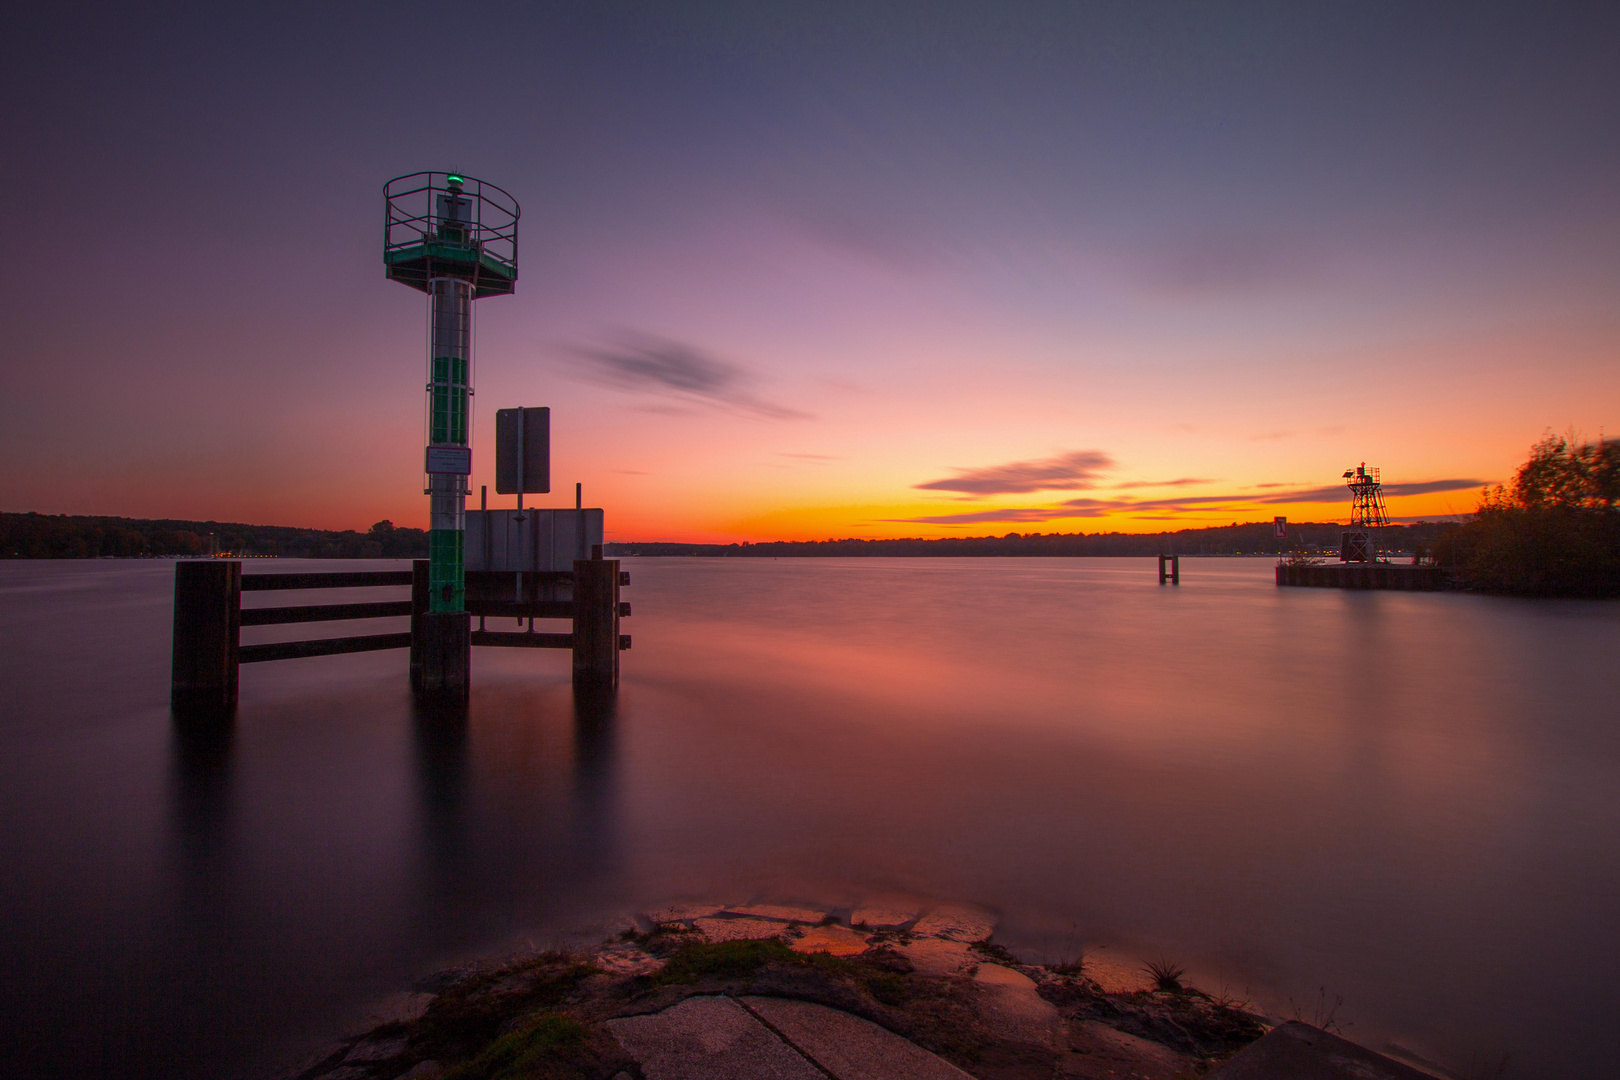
left=1340, top=462, right=1389, bottom=562
left=384, top=172, right=519, bottom=616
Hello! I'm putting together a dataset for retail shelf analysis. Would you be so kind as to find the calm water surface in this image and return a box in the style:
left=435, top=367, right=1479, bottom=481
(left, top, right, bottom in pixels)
left=2, top=557, right=1618, bottom=1078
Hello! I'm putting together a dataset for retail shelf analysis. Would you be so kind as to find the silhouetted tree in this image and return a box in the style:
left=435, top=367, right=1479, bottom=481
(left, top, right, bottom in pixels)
left=1436, top=432, right=1620, bottom=596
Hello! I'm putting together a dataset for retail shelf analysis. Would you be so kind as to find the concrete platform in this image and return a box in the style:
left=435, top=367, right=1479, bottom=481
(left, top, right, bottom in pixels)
left=605, top=995, right=974, bottom=1080
left=742, top=996, right=975, bottom=1080
left=603, top=996, right=823, bottom=1080
left=1276, top=563, right=1448, bottom=590
left=1206, top=1022, right=1436, bottom=1080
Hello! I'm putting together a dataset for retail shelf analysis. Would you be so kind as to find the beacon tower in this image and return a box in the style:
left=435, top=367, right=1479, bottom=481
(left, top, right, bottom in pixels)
left=383, top=173, right=519, bottom=617
left=1340, top=462, right=1389, bottom=563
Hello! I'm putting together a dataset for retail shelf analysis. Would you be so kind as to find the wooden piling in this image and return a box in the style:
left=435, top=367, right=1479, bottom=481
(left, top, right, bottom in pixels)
left=415, top=612, right=470, bottom=703
left=409, top=559, right=428, bottom=693
left=171, top=560, right=241, bottom=716
left=572, top=555, right=621, bottom=691
left=1158, top=554, right=1180, bottom=584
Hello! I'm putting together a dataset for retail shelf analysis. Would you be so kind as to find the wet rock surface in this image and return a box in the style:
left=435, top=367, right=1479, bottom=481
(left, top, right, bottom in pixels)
left=278, top=897, right=1417, bottom=1080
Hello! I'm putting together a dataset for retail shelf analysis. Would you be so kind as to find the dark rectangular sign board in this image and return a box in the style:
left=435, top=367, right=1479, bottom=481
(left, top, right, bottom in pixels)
left=495, top=407, right=550, bottom=494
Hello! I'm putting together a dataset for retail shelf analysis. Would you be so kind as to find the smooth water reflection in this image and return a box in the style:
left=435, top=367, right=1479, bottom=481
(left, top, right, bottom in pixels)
left=1, top=558, right=1617, bottom=1078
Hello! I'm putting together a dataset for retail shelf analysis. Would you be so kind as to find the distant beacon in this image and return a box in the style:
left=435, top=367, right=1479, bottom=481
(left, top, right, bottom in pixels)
left=383, top=172, right=519, bottom=622
left=1340, top=462, right=1389, bottom=563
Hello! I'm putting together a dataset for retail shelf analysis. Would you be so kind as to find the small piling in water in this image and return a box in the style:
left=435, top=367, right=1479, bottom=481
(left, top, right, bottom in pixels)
left=1158, top=554, right=1180, bottom=585
left=572, top=549, right=624, bottom=691
left=171, top=560, right=240, bottom=716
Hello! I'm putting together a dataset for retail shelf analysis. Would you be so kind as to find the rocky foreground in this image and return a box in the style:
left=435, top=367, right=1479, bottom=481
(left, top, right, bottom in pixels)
left=280, top=900, right=1434, bottom=1080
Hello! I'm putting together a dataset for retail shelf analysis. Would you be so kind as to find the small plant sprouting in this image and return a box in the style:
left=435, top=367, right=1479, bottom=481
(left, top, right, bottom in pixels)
left=1288, top=986, right=1347, bottom=1033
left=1048, top=922, right=1085, bottom=975
left=1144, top=958, right=1187, bottom=993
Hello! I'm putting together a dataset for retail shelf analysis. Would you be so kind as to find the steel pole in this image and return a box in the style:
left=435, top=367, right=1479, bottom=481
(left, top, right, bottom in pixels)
left=427, top=276, right=472, bottom=613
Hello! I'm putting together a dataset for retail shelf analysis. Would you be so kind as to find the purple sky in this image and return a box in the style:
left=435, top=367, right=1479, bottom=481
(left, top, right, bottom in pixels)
left=5, top=2, right=1617, bottom=539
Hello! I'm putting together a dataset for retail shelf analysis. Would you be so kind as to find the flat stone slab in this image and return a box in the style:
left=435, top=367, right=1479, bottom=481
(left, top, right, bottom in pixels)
left=604, top=996, right=825, bottom=1080
left=358, top=991, right=435, bottom=1028
left=1205, top=1022, right=1435, bottom=1080
left=789, top=924, right=870, bottom=956
left=973, top=963, right=1064, bottom=1050
left=694, top=916, right=792, bottom=942
left=850, top=903, right=921, bottom=929
left=596, top=943, right=665, bottom=976
left=911, top=903, right=996, bottom=942
left=895, top=937, right=976, bottom=975
left=742, top=997, right=975, bottom=1080
left=342, top=1035, right=407, bottom=1063
left=1080, top=950, right=1153, bottom=994
left=1059, top=1020, right=1194, bottom=1079
left=647, top=902, right=727, bottom=924
left=724, top=903, right=828, bottom=923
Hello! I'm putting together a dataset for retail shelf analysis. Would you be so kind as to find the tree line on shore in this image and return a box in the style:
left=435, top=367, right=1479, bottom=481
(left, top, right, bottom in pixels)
left=5, top=511, right=1447, bottom=562
left=0, top=514, right=427, bottom=560
left=1434, top=433, right=1619, bottom=596
left=607, top=520, right=1455, bottom=558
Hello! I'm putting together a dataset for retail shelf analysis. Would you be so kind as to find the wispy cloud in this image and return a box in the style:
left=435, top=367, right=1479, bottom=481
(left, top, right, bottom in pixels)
left=569, top=332, right=810, bottom=420
left=1131, top=232, right=1324, bottom=298
left=778, top=452, right=842, bottom=461
left=1111, top=477, right=1212, bottom=490
left=1384, top=479, right=1491, bottom=497
left=886, top=478, right=1490, bottom=525
left=914, top=450, right=1114, bottom=495
left=888, top=507, right=1080, bottom=525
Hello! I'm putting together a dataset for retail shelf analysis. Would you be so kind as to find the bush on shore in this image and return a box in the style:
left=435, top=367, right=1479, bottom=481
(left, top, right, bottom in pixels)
left=1435, top=433, right=1620, bottom=597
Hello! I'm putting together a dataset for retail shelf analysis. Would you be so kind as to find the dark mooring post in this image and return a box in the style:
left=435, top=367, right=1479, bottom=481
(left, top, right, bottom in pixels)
left=1158, top=554, right=1180, bottom=585
left=409, top=559, right=428, bottom=694
left=172, top=559, right=241, bottom=717
left=572, top=552, right=621, bottom=691
left=411, top=558, right=469, bottom=703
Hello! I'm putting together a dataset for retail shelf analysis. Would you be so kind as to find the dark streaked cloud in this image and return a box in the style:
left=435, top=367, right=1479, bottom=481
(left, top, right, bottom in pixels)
left=887, top=477, right=1491, bottom=525
left=886, top=507, right=1077, bottom=525
left=915, top=450, right=1113, bottom=495
left=1131, top=233, right=1325, bottom=298
left=1111, top=477, right=1213, bottom=490
left=570, top=333, right=809, bottom=420
left=1384, top=479, right=1491, bottom=497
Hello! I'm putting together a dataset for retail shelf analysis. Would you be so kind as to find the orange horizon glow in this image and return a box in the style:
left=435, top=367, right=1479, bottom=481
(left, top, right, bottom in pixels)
left=6, top=8, right=1617, bottom=546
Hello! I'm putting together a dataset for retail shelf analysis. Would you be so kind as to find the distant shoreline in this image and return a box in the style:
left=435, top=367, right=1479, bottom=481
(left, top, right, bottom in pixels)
left=3, top=510, right=1456, bottom=561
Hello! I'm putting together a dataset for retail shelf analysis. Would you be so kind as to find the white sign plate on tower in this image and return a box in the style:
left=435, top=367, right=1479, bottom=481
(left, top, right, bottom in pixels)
left=1274, top=516, right=1287, bottom=538
left=425, top=446, right=472, bottom=475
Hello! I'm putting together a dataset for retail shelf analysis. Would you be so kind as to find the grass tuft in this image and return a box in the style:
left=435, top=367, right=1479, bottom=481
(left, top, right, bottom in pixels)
left=442, top=1012, right=589, bottom=1080
left=652, top=937, right=800, bottom=984
left=405, top=954, right=596, bottom=1065
left=1144, top=958, right=1187, bottom=993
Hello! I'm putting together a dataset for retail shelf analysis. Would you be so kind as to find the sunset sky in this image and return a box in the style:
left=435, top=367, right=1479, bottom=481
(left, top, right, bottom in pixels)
left=5, top=2, right=1618, bottom=541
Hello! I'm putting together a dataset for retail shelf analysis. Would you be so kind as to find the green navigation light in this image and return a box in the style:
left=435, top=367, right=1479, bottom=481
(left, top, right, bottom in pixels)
left=446, top=174, right=465, bottom=185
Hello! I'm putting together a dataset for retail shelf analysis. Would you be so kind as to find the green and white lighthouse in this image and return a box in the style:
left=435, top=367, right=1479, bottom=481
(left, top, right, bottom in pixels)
left=384, top=172, right=518, bottom=695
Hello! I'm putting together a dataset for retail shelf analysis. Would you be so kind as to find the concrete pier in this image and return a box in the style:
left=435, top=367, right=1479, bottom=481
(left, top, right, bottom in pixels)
left=1276, top=562, right=1447, bottom=591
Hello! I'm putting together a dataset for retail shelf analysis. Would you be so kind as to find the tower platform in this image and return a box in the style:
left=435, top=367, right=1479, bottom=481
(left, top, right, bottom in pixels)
left=1276, top=562, right=1449, bottom=591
